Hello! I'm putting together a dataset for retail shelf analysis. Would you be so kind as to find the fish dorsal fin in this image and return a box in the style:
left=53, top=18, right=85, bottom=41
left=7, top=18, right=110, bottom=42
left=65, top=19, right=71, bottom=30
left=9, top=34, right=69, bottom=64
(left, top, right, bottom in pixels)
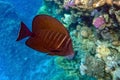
left=32, top=15, right=68, bottom=35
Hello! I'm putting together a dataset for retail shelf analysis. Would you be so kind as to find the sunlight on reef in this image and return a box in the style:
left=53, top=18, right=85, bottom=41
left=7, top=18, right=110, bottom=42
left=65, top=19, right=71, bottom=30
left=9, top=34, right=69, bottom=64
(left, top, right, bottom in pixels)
left=37, top=0, right=120, bottom=80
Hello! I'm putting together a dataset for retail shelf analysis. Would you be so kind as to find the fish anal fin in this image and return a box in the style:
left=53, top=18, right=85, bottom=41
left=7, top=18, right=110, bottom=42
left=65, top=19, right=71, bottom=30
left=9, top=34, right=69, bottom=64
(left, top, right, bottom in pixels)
left=25, top=37, right=49, bottom=53
left=50, top=49, right=61, bottom=53
left=48, top=48, right=62, bottom=56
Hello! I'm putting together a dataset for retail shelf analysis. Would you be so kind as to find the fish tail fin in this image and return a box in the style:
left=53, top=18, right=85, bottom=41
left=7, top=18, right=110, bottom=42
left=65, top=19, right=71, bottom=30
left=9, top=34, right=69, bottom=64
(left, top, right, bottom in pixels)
left=16, top=22, right=32, bottom=41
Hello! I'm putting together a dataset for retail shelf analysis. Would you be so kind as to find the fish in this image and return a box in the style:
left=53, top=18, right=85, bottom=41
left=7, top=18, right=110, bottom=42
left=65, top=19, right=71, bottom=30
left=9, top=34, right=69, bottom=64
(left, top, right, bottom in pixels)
left=16, top=14, right=74, bottom=59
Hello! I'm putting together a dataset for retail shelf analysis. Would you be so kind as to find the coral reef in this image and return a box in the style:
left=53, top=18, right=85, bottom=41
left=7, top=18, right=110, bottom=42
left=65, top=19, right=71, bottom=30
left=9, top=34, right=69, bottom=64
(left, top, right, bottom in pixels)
left=93, top=16, right=105, bottom=28
left=96, top=44, right=111, bottom=59
left=38, top=0, right=120, bottom=79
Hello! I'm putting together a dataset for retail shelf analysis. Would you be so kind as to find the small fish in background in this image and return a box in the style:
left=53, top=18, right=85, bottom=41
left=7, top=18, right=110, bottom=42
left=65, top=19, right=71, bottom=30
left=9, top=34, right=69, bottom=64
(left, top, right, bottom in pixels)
left=16, top=14, right=74, bottom=59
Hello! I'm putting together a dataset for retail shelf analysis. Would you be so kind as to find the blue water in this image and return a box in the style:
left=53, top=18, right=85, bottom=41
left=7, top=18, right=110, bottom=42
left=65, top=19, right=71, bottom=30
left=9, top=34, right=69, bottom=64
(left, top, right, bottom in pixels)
left=0, top=0, right=61, bottom=80
left=2, top=0, right=43, bottom=26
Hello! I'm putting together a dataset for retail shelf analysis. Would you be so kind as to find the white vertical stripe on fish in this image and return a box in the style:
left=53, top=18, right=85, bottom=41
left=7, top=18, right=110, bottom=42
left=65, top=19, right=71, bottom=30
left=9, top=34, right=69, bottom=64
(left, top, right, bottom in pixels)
left=41, top=31, right=51, bottom=49
left=43, top=30, right=50, bottom=42
left=45, top=31, right=54, bottom=48
left=52, top=32, right=61, bottom=46
left=47, top=31, right=56, bottom=48
left=64, top=37, right=70, bottom=49
left=54, top=32, right=63, bottom=48
left=57, top=34, right=67, bottom=49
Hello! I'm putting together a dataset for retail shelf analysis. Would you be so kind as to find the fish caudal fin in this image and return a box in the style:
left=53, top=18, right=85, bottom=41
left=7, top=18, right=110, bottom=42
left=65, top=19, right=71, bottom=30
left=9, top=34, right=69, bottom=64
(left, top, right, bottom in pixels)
left=16, top=22, right=32, bottom=41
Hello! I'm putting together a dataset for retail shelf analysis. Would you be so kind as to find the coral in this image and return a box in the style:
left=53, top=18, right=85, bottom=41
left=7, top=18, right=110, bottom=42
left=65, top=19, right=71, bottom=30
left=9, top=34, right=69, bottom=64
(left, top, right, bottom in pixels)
left=85, top=54, right=106, bottom=79
left=105, top=0, right=113, bottom=5
left=92, top=16, right=105, bottom=28
left=112, top=40, right=120, bottom=47
left=37, top=5, right=51, bottom=15
left=115, top=10, right=120, bottom=23
left=73, top=0, right=113, bottom=9
left=74, top=0, right=94, bottom=9
left=93, top=0, right=106, bottom=8
left=54, top=57, right=81, bottom=79
left=77, top=26, right=92, bottom=39
left=113, top=0, right=120, bottom=6
left=96, top=27, right=119, bottom=42
left=105, top=56, right=117, bottom=69
left=96, top=44, right=111, bottom=59
left=63, top=0, right=75, bottom=10
left=55, top=57, right=79, bottom=71
left=62, top=14, right=77, bottom=27
left=51, top=71, right=79, bottom=80
left=62, top=14, right=72, bottom=27
left=112, top=68, right=120, bottom=80
left=100, top=30, right=113, bottom=41
left=103, top=14, right=109, bottom=23
left=80, top=30, right=89, bottom=38
left=79, top=63, right=87, bottom=75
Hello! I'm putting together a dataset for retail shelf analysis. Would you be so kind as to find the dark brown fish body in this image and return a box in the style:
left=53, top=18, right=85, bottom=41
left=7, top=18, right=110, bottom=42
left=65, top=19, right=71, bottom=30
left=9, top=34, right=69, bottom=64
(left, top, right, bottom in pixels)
left=16, top=15, right=74, bottom=58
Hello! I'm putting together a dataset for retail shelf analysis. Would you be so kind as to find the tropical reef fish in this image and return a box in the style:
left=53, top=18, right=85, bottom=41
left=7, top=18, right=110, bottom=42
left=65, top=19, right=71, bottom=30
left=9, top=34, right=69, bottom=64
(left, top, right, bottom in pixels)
left=16, top=14, right=74, bottom=59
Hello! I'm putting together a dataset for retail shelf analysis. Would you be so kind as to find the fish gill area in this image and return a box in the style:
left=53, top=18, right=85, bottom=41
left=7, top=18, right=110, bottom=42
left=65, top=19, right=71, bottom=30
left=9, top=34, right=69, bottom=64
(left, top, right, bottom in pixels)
left=37, top=0, right=120, bottom=80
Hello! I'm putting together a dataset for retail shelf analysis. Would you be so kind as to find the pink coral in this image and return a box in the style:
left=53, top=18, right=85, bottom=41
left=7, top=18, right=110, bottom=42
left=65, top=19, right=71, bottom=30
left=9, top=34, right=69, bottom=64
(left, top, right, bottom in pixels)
left=64, top=0, right=75, bottom=10
left=93, top=16, right=105, bottom=28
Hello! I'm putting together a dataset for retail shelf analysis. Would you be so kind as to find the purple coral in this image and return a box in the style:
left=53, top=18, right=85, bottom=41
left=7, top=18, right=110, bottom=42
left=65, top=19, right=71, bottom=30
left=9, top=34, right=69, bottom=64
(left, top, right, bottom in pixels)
left=64, top=0, right=75, bottom=10
left=93, top=16, right=105, bottom=28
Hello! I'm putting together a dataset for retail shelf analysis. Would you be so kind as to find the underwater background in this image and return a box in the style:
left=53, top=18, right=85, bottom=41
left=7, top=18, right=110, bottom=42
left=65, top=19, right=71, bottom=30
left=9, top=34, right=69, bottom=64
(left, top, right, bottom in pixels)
left=0, top=0, right=57, bottom=80
left=0, top=0, right=120, bottom=80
